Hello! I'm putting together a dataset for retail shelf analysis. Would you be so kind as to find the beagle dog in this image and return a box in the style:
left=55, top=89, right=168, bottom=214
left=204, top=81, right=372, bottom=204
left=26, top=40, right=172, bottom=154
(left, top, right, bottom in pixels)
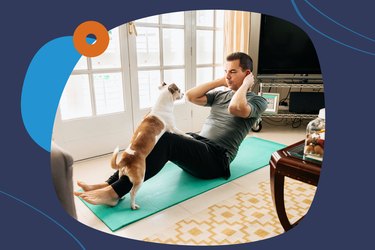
left=111, top=82, right=190, bottom=209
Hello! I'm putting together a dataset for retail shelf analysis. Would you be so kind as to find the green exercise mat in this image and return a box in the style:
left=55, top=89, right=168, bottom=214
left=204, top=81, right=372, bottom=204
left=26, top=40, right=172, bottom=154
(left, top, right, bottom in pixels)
left=78, top=137, right=285, bottom=231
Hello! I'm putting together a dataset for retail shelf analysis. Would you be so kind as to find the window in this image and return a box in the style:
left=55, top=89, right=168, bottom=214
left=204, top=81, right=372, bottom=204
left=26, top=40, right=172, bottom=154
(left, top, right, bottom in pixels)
left=135, top=12, right=186, bottom=109
left=60, top=27, right=124, bottom=120
left=60, top=11, right=225, bottom=119
left=196, top=10, right=225, bottom=84
left=93, top=73, right=124, bottom=115
left=59, top=74, right=92, bottom=120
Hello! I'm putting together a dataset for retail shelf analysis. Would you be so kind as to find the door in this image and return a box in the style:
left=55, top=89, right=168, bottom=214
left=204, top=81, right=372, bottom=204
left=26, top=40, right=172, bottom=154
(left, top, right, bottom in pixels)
left=53, top=26, right=134, bottom=160
left=53, top=10, right=226, bottom=160
left=128, top=12, right=193, bottom=132
left=192, top=10, right=225, bottom=132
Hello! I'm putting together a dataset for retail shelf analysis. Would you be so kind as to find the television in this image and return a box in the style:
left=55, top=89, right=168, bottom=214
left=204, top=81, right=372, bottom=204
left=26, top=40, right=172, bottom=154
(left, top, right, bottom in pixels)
left=257, top=14, right=321, bottom=75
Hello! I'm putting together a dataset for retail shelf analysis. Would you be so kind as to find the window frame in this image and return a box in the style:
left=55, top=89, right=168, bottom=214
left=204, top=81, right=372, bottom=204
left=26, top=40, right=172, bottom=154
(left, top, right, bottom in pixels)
left=194, top=10, right=225, bottom=83
left=63, top=26, right=129, bottom=121
left=61, top=10, right=225, bottom=119
left=131, top=11, right=192, bottom=110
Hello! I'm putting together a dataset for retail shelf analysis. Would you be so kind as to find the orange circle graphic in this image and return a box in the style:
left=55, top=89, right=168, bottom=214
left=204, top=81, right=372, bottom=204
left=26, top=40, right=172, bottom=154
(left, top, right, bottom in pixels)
left=73, top=21, right=109, bottom=57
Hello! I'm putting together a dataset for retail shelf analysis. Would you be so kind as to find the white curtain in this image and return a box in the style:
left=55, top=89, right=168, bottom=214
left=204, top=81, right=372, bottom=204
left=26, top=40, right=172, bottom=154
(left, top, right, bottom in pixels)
left=224, top=11, right=251, bottom=56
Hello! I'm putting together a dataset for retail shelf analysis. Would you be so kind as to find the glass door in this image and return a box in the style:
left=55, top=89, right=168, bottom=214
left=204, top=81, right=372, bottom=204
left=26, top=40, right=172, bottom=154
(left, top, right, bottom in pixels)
left=53, top=26, right=134, bottom=160
left=53, top=10, right=226, bottom=160
left=128, top=12, right=193, bottom=132
left=192, top=10, right=225, bottom=132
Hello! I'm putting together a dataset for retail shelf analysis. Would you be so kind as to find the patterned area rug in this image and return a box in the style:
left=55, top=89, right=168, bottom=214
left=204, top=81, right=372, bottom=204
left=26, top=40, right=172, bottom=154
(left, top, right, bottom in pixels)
left=144, top=178, right=317, bottom=245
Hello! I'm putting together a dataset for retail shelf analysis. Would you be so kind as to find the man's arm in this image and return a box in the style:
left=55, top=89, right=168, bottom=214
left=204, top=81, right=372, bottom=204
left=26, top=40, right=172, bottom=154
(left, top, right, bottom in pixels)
left=185, top=77, right=226, bottom=106
left=228, top=74, right=255, bottom=118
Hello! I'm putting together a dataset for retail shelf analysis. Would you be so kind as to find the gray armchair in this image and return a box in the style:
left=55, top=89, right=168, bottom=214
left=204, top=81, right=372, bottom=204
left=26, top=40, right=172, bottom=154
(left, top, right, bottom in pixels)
left=50, top=142, right=76, bottom=218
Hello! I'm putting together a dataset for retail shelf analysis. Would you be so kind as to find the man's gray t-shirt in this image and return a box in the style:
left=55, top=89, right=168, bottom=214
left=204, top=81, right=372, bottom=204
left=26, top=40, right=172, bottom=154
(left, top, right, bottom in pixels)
left=199, top=90, right=267, bottom=162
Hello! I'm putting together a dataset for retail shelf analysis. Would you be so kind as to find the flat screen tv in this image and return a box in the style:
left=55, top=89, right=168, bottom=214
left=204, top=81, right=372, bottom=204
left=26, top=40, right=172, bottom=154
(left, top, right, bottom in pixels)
left=257, top=14, right=321, bottom=75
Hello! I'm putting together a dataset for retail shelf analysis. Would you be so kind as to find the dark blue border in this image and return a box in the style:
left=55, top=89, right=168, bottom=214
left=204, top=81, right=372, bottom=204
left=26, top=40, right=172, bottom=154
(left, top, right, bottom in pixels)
left=1, top=0, right=374, bottom=249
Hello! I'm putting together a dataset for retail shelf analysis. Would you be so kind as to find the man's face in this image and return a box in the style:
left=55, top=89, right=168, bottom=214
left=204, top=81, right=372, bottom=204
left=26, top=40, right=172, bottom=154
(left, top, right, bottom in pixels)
left=224, top=59, right=250, bottom=91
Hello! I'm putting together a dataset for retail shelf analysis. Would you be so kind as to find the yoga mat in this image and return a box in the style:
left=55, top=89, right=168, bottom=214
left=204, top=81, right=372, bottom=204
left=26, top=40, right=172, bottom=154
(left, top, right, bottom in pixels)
left=78, top=137, right=285, bottom=231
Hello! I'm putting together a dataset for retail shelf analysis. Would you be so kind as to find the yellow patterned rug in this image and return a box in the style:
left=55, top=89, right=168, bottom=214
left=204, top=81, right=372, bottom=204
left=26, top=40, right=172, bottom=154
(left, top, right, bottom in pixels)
left=144, top=178, right=317, bottom=245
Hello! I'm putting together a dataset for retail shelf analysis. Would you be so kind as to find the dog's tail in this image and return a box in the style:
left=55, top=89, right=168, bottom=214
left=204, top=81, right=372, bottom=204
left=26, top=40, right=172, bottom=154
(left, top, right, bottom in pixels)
left=111, top=146, right=120, bottom=169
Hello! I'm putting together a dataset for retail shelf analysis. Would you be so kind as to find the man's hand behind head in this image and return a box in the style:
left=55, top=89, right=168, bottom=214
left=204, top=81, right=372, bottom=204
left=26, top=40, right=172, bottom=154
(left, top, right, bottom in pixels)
left=242, top=73, right=255, bottom=91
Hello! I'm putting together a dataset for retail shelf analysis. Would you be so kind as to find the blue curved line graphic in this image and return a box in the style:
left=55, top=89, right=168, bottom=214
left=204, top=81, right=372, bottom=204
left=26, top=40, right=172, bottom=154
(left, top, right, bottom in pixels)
left=21, top=36, right=94, bottom=152
left=304, top=0, right=375, bottom=43
left=21, top=37, right=80, bottom=152
left=0, top=190, right=86, bottom=250
left=291, top=0, right=375, bottom=56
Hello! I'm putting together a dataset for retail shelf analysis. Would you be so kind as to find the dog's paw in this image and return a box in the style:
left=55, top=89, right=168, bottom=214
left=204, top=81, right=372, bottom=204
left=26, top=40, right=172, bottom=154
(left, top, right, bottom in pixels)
left=131, top=204, right=140, bottom=210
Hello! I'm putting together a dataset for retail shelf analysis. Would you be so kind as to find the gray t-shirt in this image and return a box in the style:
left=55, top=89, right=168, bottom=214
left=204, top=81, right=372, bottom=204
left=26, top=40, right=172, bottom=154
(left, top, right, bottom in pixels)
left=199, top=90, right=267, bottom=162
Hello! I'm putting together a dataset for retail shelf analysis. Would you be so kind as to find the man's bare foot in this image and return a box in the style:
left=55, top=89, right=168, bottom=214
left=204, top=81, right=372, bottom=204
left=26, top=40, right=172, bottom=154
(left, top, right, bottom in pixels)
left=74, top=186, right=119, bottom=206
left=77, top=181, right=109, bottom=192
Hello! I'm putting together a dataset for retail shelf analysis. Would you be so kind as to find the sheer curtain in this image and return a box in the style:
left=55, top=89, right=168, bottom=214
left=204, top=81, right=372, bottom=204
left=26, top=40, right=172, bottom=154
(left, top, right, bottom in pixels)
left=224, top=11, right=251, bottom=56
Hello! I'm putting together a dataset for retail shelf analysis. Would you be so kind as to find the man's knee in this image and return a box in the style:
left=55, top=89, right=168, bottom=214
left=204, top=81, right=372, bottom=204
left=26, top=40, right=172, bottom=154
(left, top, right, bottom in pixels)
left=158, top=132, right=187, bottom=145
left=158, top=132, right=174, bottom=146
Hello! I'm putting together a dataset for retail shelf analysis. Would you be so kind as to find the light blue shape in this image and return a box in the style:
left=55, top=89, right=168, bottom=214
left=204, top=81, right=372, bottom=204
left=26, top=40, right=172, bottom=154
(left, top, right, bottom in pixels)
left=21, top=36, right=93, bottom=152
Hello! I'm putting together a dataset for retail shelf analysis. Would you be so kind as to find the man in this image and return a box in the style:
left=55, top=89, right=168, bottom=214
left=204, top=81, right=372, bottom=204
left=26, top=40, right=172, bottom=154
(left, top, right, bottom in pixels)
left=74, top=52, right=267, bottom=206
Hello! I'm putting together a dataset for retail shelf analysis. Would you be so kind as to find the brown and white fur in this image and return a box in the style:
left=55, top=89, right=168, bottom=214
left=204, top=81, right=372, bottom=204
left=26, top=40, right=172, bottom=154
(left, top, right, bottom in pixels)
left=111, top=82, right=191, bottom=210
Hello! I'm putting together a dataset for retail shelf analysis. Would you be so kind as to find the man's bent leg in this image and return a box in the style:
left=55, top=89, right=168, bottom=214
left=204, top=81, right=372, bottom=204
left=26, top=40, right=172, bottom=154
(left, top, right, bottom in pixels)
left=110, top=132, right=185, bottom=197
left=107, top=132, right=222, bottom=198
left=147, top=133, right=226, bottom=179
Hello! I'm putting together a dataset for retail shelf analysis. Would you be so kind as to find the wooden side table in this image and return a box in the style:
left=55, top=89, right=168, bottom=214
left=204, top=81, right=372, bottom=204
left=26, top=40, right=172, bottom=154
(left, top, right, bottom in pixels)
left=270, top=140, right=322, bottom=231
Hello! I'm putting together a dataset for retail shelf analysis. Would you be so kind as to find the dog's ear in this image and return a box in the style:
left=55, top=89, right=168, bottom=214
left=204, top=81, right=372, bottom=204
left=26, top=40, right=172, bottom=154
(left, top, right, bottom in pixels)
left=168, top=83, right=179, bottom=94
left=158, top=82, right=167, bottom=90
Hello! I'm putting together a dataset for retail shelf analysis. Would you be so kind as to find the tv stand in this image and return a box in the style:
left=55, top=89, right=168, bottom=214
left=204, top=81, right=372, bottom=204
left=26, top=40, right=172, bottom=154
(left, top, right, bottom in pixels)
left=251, top=77, right=324, bottom=132
left=257, top=75, right=323, bottom=81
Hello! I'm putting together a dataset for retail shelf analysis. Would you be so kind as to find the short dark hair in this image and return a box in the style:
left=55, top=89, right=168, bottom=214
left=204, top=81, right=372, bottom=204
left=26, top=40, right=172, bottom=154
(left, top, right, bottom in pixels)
left=226, top=52, right=253, bottom=72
